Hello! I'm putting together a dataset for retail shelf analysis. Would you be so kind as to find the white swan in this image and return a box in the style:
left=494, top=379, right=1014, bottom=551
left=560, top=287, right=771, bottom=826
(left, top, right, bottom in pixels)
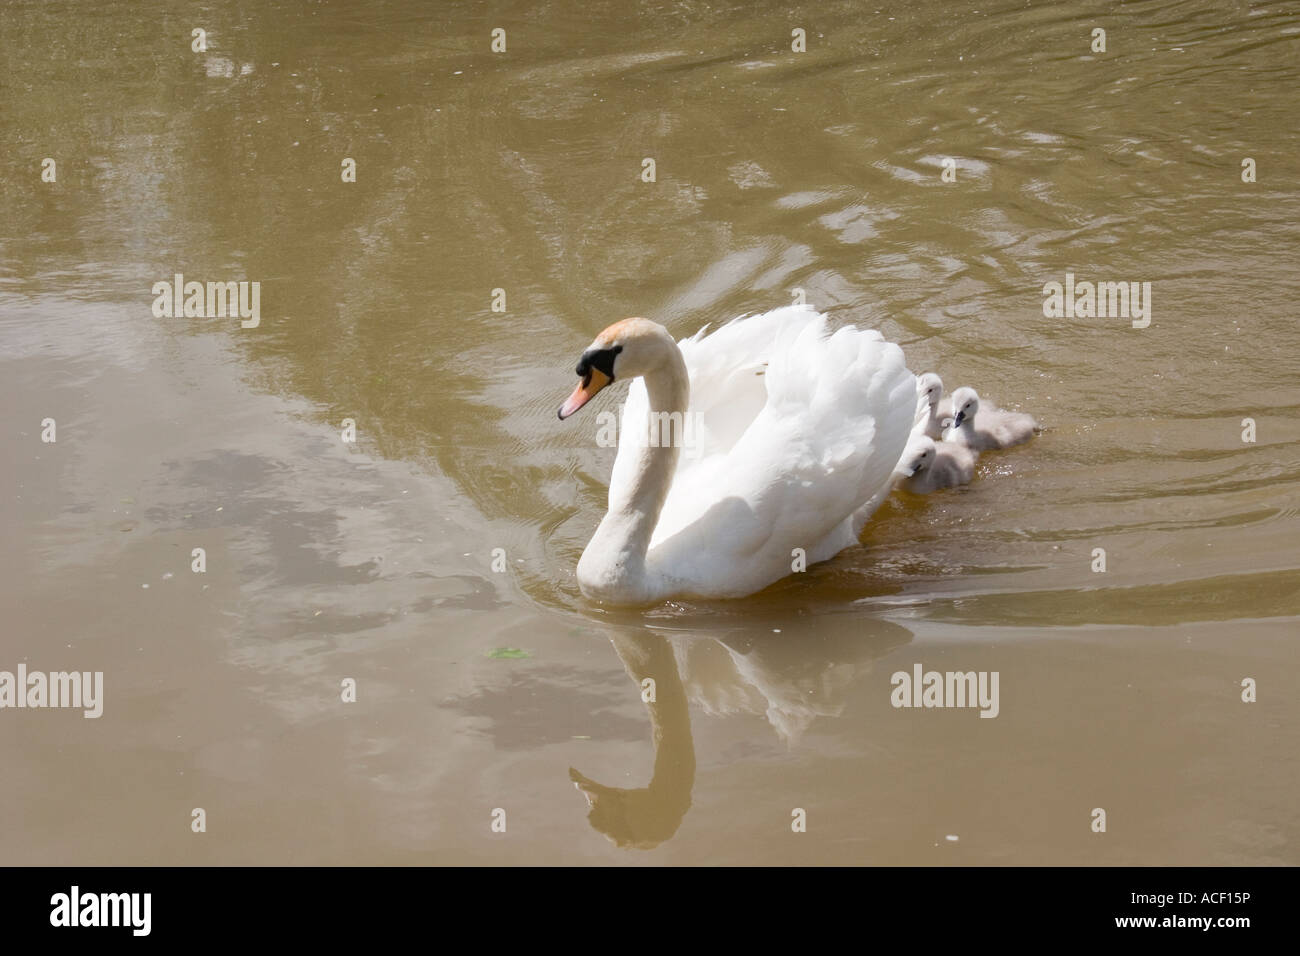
left=913, top=373, right=953, bottom=440
left=946, top=386, right=1037, bottom=451
left=557, top=306, right=916, bottom=604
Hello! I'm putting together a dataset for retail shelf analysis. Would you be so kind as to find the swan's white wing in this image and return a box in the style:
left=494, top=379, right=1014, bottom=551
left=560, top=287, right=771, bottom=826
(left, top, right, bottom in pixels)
left=675, top=306, right=818, bottom=454
left=613, top=306, right=819, bottom=506
left=647, top=312, right=916, bottom=596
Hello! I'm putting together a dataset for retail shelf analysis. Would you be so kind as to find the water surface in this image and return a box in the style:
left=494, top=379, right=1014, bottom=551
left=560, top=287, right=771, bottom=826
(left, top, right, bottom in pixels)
left=2, top=0, right=1298, bottom=863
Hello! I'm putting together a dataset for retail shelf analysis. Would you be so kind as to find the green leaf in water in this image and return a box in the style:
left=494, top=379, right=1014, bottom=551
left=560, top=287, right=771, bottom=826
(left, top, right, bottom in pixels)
left=486, top=647, right=530, bottom=659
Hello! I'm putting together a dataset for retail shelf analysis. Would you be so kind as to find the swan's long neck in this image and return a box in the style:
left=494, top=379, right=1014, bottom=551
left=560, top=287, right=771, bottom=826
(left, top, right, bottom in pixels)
left=578, top=345, right=689, bottom=602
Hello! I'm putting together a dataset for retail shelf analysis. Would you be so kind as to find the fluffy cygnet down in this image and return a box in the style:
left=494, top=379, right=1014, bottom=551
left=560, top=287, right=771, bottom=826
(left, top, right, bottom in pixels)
left=898, top=435, right=978, bottom=494
left=946, top=386, right=1037, bottom=452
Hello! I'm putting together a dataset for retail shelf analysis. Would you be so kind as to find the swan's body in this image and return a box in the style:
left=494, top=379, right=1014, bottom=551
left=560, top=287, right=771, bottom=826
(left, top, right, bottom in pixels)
left=559, top=306, right=916, bottom=604
left=946, top=386, right=1037, bottom=452
left=913, top=373, right=954, bottom=440
left=900, top=435, right=978, bottom=494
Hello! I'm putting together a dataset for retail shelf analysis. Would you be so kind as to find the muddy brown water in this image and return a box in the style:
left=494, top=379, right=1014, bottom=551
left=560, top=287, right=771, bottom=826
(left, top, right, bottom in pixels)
left=1, top=0, right=1298, bottom=863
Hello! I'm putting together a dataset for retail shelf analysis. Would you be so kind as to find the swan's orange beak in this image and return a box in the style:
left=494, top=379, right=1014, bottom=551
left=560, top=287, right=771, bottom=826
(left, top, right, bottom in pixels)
left=558, top=368, right=610, bottom=420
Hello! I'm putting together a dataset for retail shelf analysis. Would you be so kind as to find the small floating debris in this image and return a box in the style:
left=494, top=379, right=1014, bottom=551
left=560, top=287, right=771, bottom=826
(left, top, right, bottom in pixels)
left=486, top=648, right=530, bottom=659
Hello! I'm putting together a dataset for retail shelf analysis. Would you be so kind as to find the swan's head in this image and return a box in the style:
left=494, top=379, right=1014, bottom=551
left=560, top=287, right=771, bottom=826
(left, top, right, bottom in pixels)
left=557, top=318, right=676, bottom=420
left=917, top=372, right=944, bottom=409
left=950, top=387, right=980, bottom=428
left=898, top=435, right=936, bottom=477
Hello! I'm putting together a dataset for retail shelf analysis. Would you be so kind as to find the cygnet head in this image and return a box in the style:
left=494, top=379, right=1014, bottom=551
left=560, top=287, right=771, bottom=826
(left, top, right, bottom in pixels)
left=557, top=318, right=676, bottom=420
left=950, top=387, right=980, bottom=428
left=899, top=435, right=936, bottom=477
left=917, top=372, right=944, bottom=409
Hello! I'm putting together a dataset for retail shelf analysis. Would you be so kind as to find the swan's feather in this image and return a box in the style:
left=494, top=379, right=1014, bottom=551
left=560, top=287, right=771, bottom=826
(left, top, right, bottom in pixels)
left=618, top=306, right=916, bottom=598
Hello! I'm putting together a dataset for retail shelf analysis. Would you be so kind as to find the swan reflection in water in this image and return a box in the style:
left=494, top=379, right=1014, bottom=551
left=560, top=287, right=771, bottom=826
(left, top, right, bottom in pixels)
left=570, top=616, right=911, bottom=849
